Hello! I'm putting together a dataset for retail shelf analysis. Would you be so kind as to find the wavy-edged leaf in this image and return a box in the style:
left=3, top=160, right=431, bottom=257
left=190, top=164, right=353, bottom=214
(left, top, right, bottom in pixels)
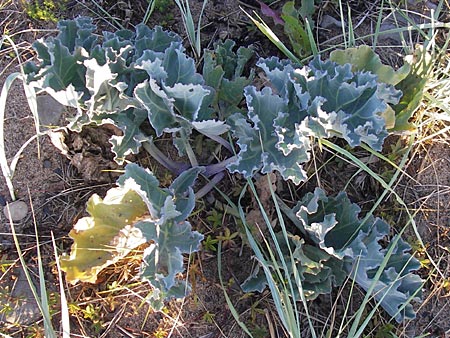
left=137, top=219, right=203, bottom=309
left=330, top=46, right=410, bottom=86
left=134, top=78, right=176, bottom=136
left=392, top=45, right=432, bottom=131
left=242, top=233, right=345, bottom=300
left=117, top=163, right=168, bottom=216
left=107, top=108, right=148, bottom=164
left=192, top=120, right=229, bottom=137
left=293, top=188, right=423, bottom=322
left=118, top=164, right=203, bottom=309
left=244, top=188, right=422, bottom=322
left=60, top=186, right=148, bottom=284
left=163, top=43, right=204, bottom=86
left=25, top=18, right=219, bottom=165
left=61, top=163, right=203, bottom=309
left=163, top=83, right=211, bottom=122
left=24, top=17, right=97, bottom=98
left=203, top=39, right=254, bottom=116
left=83, top=55, right=136, bottom=113
left=227, top=86, right=310, bottom=184
left=134, top=24, right=182, bottom=57
left=228, top=56, right=402, bottom=183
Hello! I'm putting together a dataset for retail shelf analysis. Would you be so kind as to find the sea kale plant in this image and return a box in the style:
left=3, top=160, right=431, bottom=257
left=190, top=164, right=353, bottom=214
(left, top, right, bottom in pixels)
left=24, top=17, right=423, bottom=320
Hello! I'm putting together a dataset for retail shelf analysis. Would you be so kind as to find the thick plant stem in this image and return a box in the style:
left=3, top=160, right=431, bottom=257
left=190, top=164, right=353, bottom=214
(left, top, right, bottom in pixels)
left=203, top=156, right=236, bottom=177
left=142, top=139, right=189, bottom=175
left=195, top=172, right=225, bottom=199
left=179, top=129, right=199, bottom=167
left=142, top=138, right=236, bottom=178
left=203, top=133, right=233, bottom=152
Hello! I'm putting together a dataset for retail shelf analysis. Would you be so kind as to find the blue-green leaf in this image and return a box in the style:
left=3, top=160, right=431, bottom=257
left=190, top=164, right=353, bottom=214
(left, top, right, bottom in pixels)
left=134, top=79, right=176, bottom=136
left=163, top=83, right=211, bottom=122
left=227, top=86, right=310, bottom=184
left=228, top=56, right=402, bottom=183
left=203, top=39, right=254, bottom=116
left=61, top=163, right=202, bottom=310
left=293, top=188, right=423, bottom=322
left=117, top=164, right=203, bottom=309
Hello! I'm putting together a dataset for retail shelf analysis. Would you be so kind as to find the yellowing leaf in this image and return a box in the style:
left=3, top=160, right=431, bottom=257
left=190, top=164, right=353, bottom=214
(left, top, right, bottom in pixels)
left=60, top=187, right=148, bottom=283
left=330, top=45, right=410, bottom=86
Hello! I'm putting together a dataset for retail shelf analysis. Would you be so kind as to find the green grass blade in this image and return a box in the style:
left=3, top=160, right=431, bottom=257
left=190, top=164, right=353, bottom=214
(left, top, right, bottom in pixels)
left=304, top=17, right=318, bottom=56
left=22, top=80, right=41, bottom=157
left=9, top=134, right=39, bottom=179
left=241, top=7, right=302, bottom=65
left=267, top=177, right=318, bottom=337
left=29, top=192, right=54, bottom=336
left=335, top=259, right=361, bottom=337
left=173, top=0, right=205, bottom=57
left=240, top=176, right=319, bottom=338
left=320, top=138, right=445, bottom=278
left=348, top=232, right=419, bottom=337
left=85, top=0, right=124, bottom=29
left=1, top=35, right=43, bottom=201
left=338, top=0, right=347, bottom=48
left=6, top=204, right=56, bottom=338
left=196, top=0, right=208, bottom=57
left=372, top=0, right=385, bottom=49
left=142, top=0, right=156, bottom=24
left=52, top=232, right=70, bottom=338
left=347, top=4, right=355, bottom=47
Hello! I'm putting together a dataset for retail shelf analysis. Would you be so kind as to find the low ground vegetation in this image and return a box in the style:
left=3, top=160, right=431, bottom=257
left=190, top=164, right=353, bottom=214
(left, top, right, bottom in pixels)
left=1, top=0, right=449, bottom=337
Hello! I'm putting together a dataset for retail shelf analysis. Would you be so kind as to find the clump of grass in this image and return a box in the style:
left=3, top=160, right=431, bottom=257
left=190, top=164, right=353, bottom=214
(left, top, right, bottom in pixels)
left=5, top=192, right=70, bottom=337
left=174, top=0, right=208, bottom=58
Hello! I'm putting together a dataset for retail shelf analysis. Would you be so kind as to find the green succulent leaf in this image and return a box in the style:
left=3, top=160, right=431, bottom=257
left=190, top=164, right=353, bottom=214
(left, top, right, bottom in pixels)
left=163, top=83, right=211, bottom=122
left=203, top=39, right=254, bottom=116
left=330, top=45, right=432, bottom=132
left=106, top=108, right=148, bottom=164
left=25, top=17, right=219, bottom=164
left=137, top=218, right=203, bottom=309
left=134, top=78, right=177, bottom=136
left=293, top=188, right=423, bottom=322
left=228, top=56, right=402, bottom=183
left=61, top=163, right=203, bottom=309
left=242, top=233, right=345, bottom=299
left=330, top=46, right=410, bottom=86
left=243, top=188, right=422, bottom=322
left=227, top=86, right=310, bottom=184
left=24, top=17, right=97, bottom=101
left=118, top=164, right=203, bottom=309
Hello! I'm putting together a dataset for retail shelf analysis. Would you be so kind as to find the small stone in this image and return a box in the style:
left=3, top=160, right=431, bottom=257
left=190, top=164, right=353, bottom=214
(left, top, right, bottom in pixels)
left=3, top=201, right=29, bottom=222
left=36, top=94, right=65, bottom=130
left=0, top=268, right=42, bottom=325
left=43, top=159, right=52, bottom=169
left=320, top=14, right=342, bottom=29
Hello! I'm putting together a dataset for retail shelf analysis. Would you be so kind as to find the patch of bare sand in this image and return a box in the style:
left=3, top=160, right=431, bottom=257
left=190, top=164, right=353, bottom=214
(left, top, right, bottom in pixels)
left=402, top=140, right=450, bottom=337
